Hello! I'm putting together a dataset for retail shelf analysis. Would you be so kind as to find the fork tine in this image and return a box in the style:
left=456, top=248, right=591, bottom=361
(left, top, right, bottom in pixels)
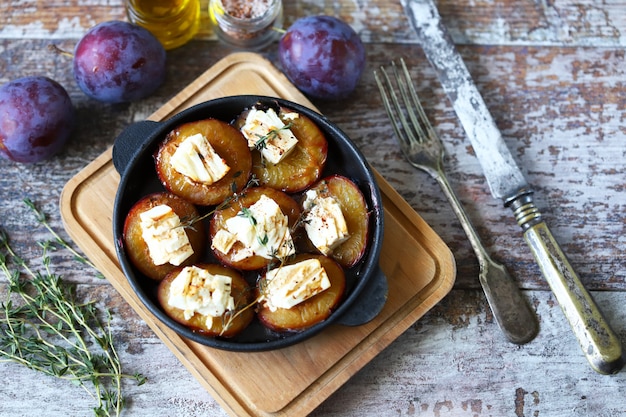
left=387, top=63, right=424, bottom=146
left=374, top=66, right=410, bottom=149
left=390, top=60, right=424, bottom=144
left=398, top=58, right=438, bottom=142
left=393, top=59, right=437, bottom=146
left=376, top=59, right=434, bottom=151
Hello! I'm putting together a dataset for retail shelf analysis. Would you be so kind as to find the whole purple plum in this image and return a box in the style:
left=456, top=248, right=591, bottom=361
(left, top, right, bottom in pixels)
left=278, top=15, right=366, bottom=100
left=0, top=76, right=75, bottom=163
left=73, top=21, right=166, bottom=103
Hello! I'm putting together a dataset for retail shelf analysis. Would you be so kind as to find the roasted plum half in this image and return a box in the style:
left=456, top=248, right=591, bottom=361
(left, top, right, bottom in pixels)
left=155, top=118, right=252, bottom=206
left=209, top=186, right=302, bottom=271
left=158, top=263, right=255, bottom=338
left=301, top=175, right=369, bottom=267
left=123, top=192, right=205, bottom=281
left=256, top=253, right=346, bottom=332
left=233, top=103, right=328, bottom=193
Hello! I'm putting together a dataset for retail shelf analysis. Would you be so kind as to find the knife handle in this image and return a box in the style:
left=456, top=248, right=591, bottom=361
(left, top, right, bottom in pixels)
left=508, top=191, right=625, bottom=374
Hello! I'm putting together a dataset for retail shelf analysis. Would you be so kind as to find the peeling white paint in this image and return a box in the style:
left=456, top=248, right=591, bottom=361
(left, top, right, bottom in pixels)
left=0, top=19, right=93, bottom=39
left=54, top=16, right=93, bottom=37
left=2, top=0, right=626, bottom=46
left=0, top=21, right=48, bottom=39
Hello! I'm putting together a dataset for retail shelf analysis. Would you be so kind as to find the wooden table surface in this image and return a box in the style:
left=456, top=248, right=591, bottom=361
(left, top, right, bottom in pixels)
left=2, top=1, right=625, bottom=416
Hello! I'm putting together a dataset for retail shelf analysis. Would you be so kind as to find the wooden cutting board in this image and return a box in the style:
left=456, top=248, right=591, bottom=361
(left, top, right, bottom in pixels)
left=60, top=52, right=456, bottom=417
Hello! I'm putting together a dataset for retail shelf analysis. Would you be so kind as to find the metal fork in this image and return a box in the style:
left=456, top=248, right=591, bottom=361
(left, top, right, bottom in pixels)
left=375, top=59, right=538, bottom=344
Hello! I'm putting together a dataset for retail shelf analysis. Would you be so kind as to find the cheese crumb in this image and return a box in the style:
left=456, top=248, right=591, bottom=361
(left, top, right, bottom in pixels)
left=170, top=133, right=230, bottom=184
left=139, top=204, right=194, bottom=266
left=211, top=228, right=238, bottom=256
left=263, top=258, right=331, bottom=311
left=168, top=266, right=236, bottom=321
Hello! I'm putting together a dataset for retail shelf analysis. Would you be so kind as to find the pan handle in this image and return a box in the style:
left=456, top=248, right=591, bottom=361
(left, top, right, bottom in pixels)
left=336, top=265, right=388, bottom=326
left=112, top=120, right=161, bottom=174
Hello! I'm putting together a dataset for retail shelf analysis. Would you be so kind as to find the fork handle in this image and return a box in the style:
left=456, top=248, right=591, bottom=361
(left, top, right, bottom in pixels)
left=434, top=170, right=538, bottom=344
left=508, top=191, right=625, bottom=374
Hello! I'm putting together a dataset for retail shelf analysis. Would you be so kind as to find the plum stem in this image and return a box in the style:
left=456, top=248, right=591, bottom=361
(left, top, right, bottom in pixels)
left=48, top=44, right=74, bottom=59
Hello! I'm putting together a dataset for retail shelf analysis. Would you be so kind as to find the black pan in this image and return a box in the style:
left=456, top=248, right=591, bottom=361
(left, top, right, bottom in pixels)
left=112, top=95, right=387, bottom=351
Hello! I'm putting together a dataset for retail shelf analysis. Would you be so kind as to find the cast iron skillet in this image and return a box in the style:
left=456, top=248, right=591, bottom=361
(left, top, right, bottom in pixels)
left=112, top=95, right=387, bottom=352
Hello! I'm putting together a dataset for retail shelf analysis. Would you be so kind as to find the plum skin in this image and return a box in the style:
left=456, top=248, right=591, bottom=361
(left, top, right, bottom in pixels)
left=158, top=263, right=255, bottom=338
left=278, top=15, right=366, bottom=100
left=73, top=21, right=166, bottom=103
left=233, top=104, right=328, bottom=192
left=256, top=253, right=346, bottom=332
left=123, top=192, right=206, bottom=281
left=0, top=76, right=74, bottom=163
left=155, top=118, right=252, bottom=206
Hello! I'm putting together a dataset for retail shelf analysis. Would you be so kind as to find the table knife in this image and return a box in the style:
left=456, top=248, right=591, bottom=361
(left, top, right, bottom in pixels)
left=401, top=0, right=624, bottom=374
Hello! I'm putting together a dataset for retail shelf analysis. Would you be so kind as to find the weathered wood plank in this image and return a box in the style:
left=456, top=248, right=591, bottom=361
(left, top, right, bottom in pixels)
left=311, top=289, right=626, bottom=417
left=2, top=0, right=626, bottom=47
left=1, top=39, right=624, bottom=292
left=0, top=288, right=623, bottom=416
left=313, top=44, right=626, bottom=291
left=1, top=3, right=625, bottom=412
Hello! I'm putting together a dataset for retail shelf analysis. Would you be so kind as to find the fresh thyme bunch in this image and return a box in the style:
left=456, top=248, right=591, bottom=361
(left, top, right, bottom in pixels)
left=0, top=199, right=146, bottom=417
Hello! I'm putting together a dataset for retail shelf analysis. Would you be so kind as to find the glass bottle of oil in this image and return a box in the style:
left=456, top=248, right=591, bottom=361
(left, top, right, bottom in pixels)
left=126, top=0, right=200, bottom=50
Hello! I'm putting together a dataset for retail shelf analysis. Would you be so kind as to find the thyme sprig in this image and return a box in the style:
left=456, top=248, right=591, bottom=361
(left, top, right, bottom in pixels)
left=178, top=172, right=260, bottom=230
left=253, top=122, right=294, bottom=167
left=253, top=122, right=294, bottom=153
left=238, top=207, right=258, bottom=226
left=23, top=198, right=101, bottom=277
left=0, top=199, right=146, bottom=417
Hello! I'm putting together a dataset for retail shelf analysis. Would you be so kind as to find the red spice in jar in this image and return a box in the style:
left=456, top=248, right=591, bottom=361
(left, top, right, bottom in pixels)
left=221, top=0, right=271, bottom=19
left=209, top=0, right=282, bottom=49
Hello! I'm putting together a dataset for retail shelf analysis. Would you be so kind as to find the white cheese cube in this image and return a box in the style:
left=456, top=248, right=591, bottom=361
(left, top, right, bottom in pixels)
left=302, top=190, right=350, bottom=255
left=211, top=229, right=237, bottom=255
left=167, top=266, right=235, bottom=321
left=170, top=133, right=230, bottom=184
left=139, top=204, right=194, bottom=266
left=240, top=107, right=299, bottom=165
left=212, top=195, right=295, bottom=260
left=263, top=258, right=331, bottom=311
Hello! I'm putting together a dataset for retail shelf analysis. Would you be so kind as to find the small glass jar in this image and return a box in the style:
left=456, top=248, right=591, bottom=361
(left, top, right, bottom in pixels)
left=209, top=0, right=283, bottom=50
left=126, top=0, right=200, bottom=50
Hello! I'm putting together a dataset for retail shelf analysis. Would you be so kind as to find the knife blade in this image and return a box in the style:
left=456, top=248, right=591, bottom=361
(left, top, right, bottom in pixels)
left=401, top=0, right=624, bottom=374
